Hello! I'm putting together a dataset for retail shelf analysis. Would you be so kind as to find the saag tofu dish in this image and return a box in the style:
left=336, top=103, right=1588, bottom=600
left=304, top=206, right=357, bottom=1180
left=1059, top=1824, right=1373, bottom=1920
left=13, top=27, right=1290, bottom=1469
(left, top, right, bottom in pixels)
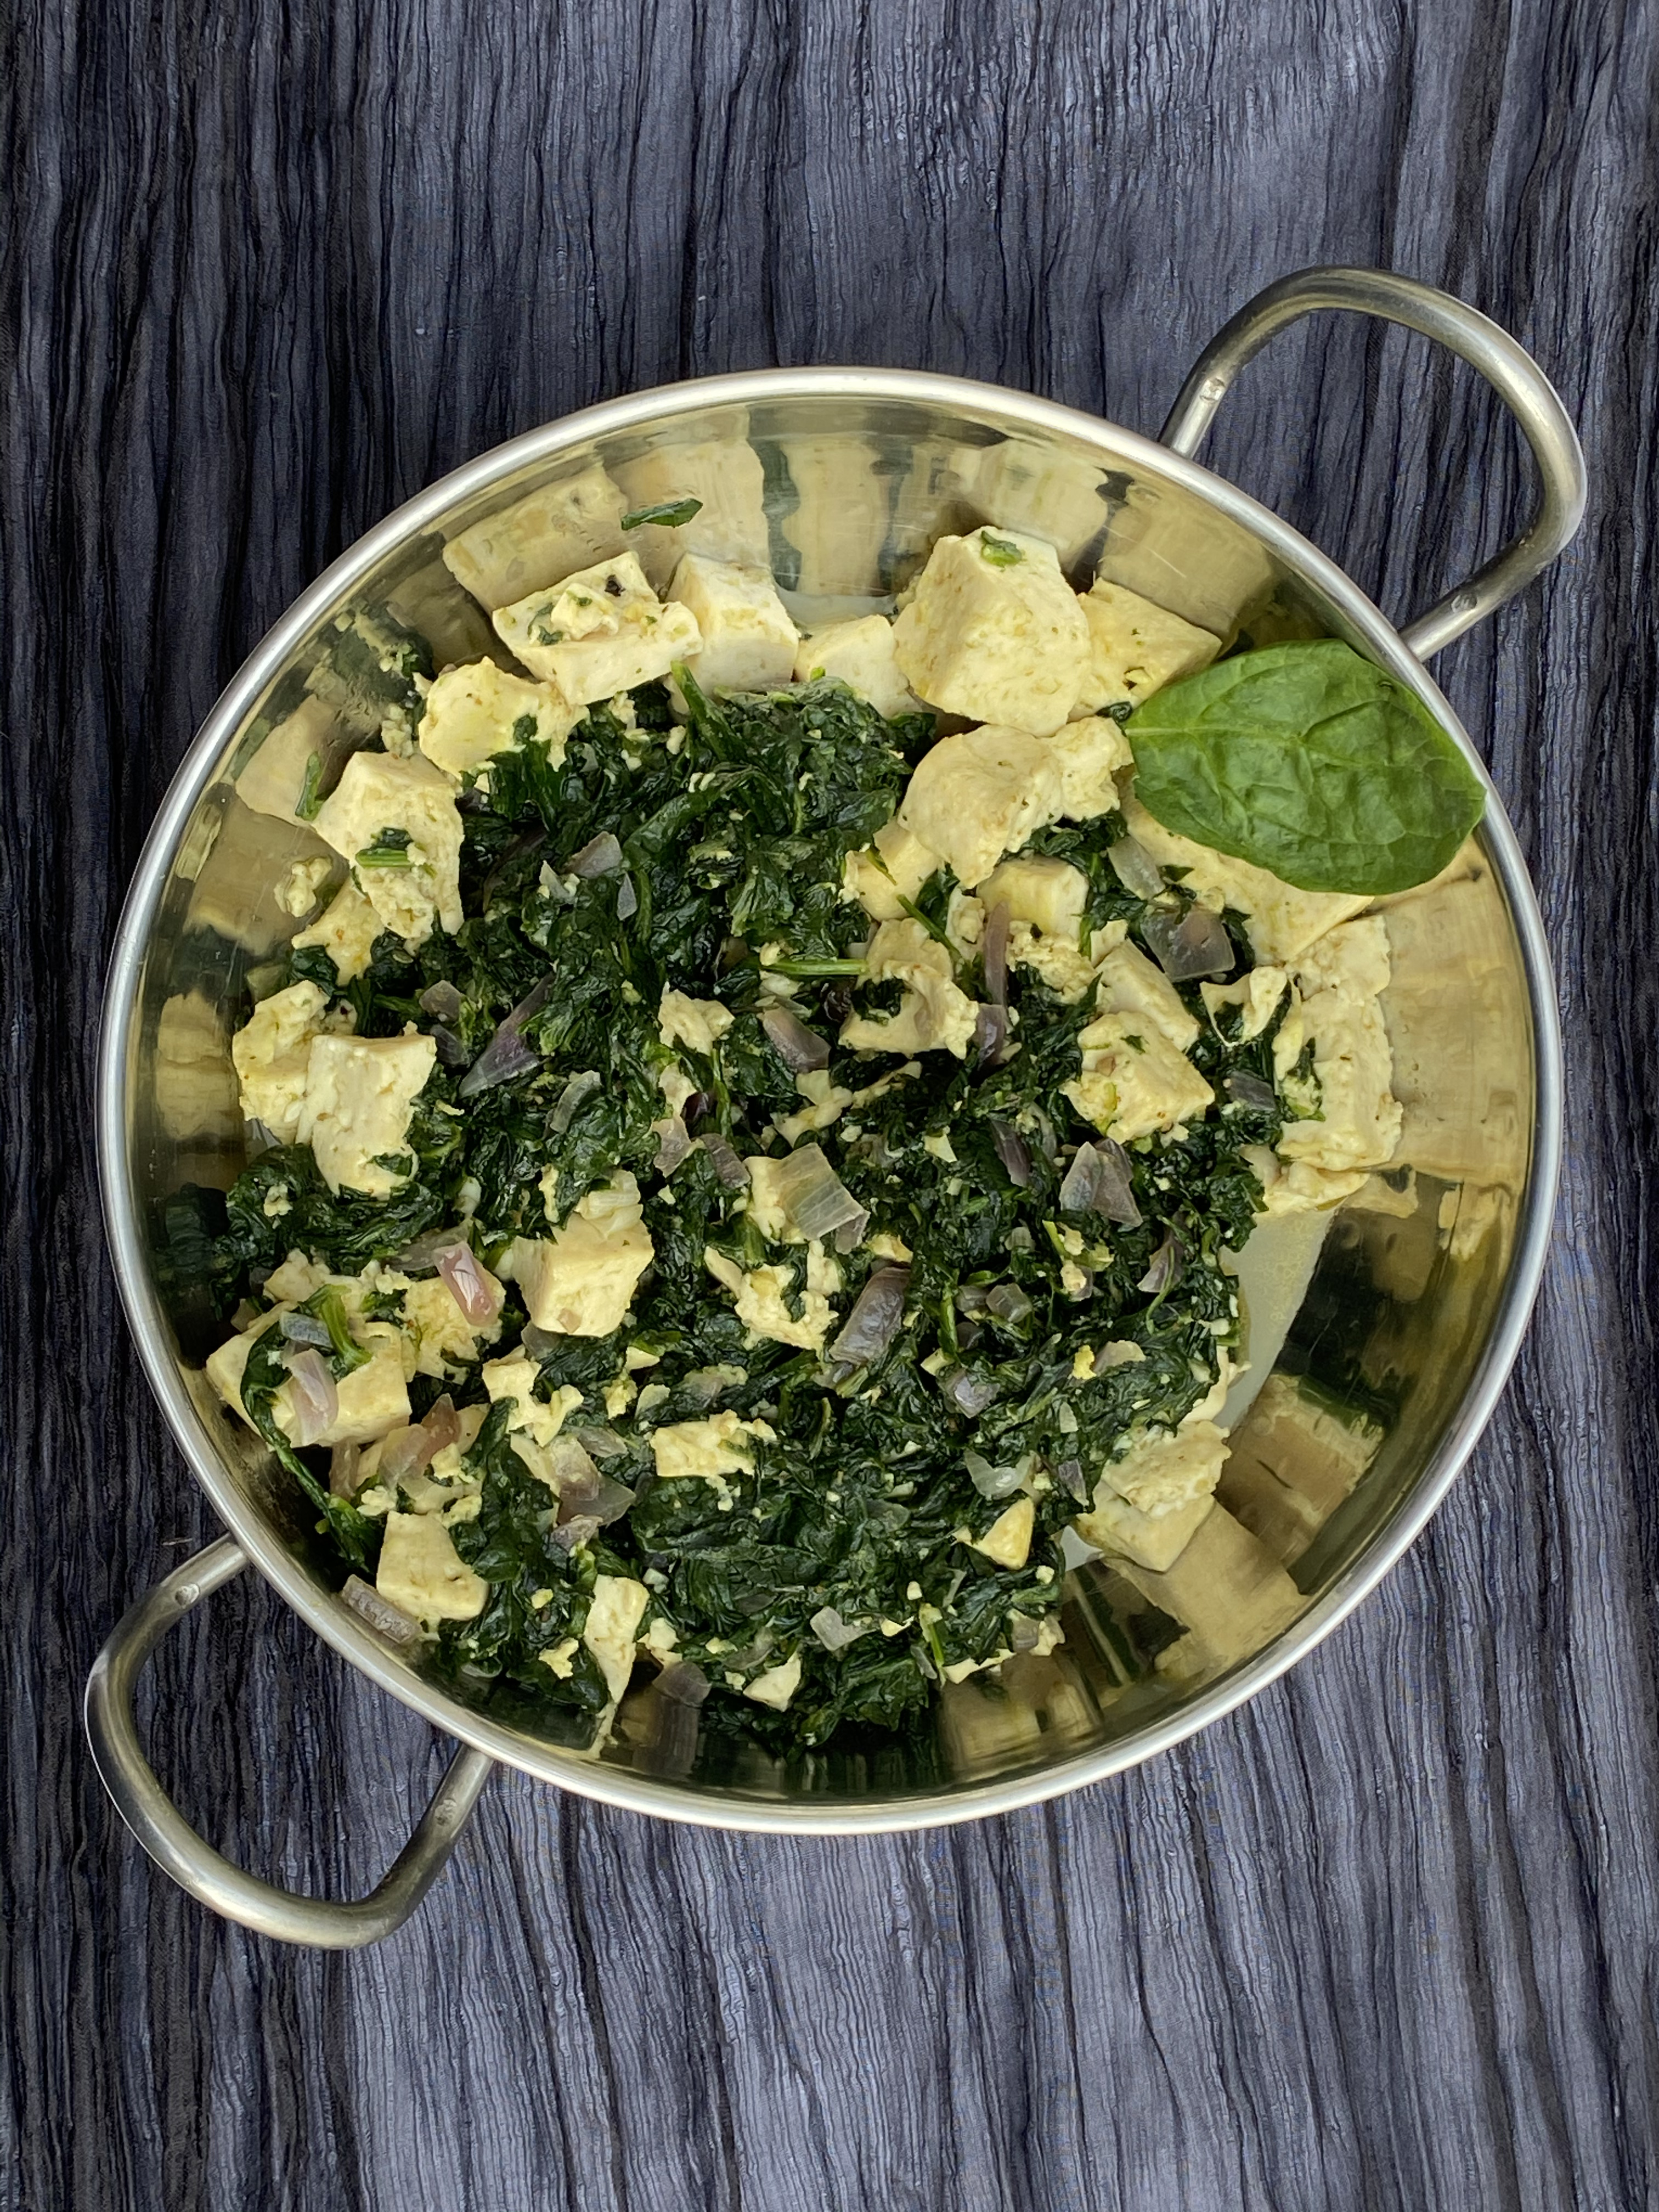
left=200, top=478, right=1483, bottom=1760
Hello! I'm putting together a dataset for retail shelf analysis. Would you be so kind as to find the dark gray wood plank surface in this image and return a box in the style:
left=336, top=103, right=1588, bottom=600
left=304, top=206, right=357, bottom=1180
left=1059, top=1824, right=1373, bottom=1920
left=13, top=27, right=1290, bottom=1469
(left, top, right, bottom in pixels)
left=5, top=2, right=1657, bottom=2206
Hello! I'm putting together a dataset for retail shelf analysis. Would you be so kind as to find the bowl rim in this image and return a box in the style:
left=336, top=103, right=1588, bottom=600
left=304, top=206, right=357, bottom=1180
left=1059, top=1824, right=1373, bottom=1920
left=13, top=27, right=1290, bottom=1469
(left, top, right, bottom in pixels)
left=97, top=364, right=1563, bottom=1832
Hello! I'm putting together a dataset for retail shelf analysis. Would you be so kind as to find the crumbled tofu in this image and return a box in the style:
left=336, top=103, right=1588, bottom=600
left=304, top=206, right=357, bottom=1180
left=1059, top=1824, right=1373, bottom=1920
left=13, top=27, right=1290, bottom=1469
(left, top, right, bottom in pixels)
left=650, top=1409, right=775, bottom=1482
left=1046, top=714, right=1135, bottom=819
left=1202, top=966, right=1289, bottom=1042
left=504, top=1173, right=653, bottom=1337
left=312, top=749, right=464, bottom=947
left=399, top=1274, right=499, bottom=1377
left=230, top=981, right=328, bottom=1141
left=794, top=616, right=923, bottom=717
left=979, top=855, right=1088, bottom=940
left=1074, top=580, right=1220, bottom=712
left=1093, top=939, right=1200, bottom=1052
left=1250, top=1153, right=1370, bottom=1216
left=898, top=724, right=1066, bottom=889
left=492, top=553, right=701, bottom=703
left=658, top=989, right=734, bottom=1058
left=582, top=1573, right=651, bottom=1702
left=1120, top=789, right=1371, bottom=965
left=376, top=1511, right=488, bottom=1624
left=296, top=1032, right=437, bottom=1198
left=481, top=1354, right=584, bottom=1448
left=891, top=527, right=1092, bottom=735
left=441, top=462, right=629, bottom=608
left=278, top=856, right=334, bottom=919
left=970, top=1496, right=1035, bottom=1570
left=1064, top=1013, right=1212, bottom=1142
left=841, top=817, right=942, bottom=922
left=668, top=554, right=798, bottom=693
left=1277, top=916, right=1402, bottom=1175
left=417, top=659, right=579, bottom=781
left=744, top=1651, right=803, bottom=1711
left=704, top=1249, right=836, bottom=1352
left=1007, top=920, right=1097, bottom=1002
left=290, top=878, right=385, bottom=985
left=205, top=1314, right=411, bottom=1448
left=838, top=917, right=979, bottom=1059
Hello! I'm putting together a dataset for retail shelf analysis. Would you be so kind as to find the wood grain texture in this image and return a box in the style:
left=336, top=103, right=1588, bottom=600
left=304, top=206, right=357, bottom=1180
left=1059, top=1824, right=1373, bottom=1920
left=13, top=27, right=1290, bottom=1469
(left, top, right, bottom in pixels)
left=4, top=1, right=1658, bottom=2205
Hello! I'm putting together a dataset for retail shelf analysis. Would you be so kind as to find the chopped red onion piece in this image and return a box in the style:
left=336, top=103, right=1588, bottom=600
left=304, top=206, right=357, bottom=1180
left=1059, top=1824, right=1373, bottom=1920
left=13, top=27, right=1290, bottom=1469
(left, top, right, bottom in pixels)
left=760, top=1002, right=832, bottom=1072
left=551, top=1069, right=602, bottom=1133
left=1057, top=1456, right=1090, bottom=1503
left=955, top=1283, right=992, bottom=1318
left=481, top=826, right=546, bottom=910
left=437, top=1242, right=504, bottom=1325
left=282, top=1347, right=337, bottom=1447
left=616, top=873, right=639, bottom=920
left=521, top=1323, right=560, bottom=1359
left=430, top=1023, right=470, bottom=1068
left=964, top=1450, right=1023, bottom=1500
left=392, top=1226, right=466, bottom=1272
left=989, top=1118, right=1032, bottom=1188
left=329, top=1441, right=361, bottom=1499
left=458, top=976, right=551, bottom=1098
left=982, top=902, right=1011, bottom=1006
left=656, top=1659, right=710, bottom=1707
left=551, top=1514, right=602, bottom=1552
left=985, top=1282, right=1034, bottom=1328
left=973, top=1003, right=1009, bottom=1071
left=1137, top=1229, right=1186, bottom=1296
left=378, top=1422, right=441, bottom=1487
left=682, top=1090, right=717, bottom=1135
left=701, top=1135, right=751, bottom=1190
left=810, top=1605, right=872, bottom=1653
left=566, top=831, right=624, bottom=877
left=1108, top=834, right=1167, bottom=901
left=341, top=1575, right=423, bottom=1649
left=766, top=1141, right=865, bottom=1240
left=421, top=1394, right=461, bottom=1454
left=829, top=1264, right=910, bottom=1364
left=278, top=1310, right=334, bottom=1349
left=1009, top=1613, right=1043, bottom=1651
left=680, top=1365, right=744, bottom=1407
left=940, top=1367, right=1001, bottom=1417
left=1143, top=904, right=1234, bottom=981
left=1225, top=1070, right=1278, bottom=1113
left=546, top=1434, right=600, bottom=1496
left=1058, top=1139, right=1142, bottom=1227
left=652, top=1115, right=693, bottom=1176
left=570, top=1424, right=630, bottom=1460
left=419, top=979, right=464, bottom=1023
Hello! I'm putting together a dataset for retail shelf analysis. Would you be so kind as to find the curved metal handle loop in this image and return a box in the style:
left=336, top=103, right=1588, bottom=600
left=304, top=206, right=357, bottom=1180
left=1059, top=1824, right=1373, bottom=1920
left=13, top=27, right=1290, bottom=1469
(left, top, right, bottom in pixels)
left=1160, top=266, right=1586, bottom=659
left=84, top=1537, right=495, bottom=1948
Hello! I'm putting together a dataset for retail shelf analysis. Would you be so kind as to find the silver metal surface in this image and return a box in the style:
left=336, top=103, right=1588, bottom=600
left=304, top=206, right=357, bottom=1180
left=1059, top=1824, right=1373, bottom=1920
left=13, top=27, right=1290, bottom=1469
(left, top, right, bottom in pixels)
left=91, top=265, right=1577, bottom=1923
left=1160, top=265, right=1587, bottom=657
left=84, top=1536, right=495, bottom=1946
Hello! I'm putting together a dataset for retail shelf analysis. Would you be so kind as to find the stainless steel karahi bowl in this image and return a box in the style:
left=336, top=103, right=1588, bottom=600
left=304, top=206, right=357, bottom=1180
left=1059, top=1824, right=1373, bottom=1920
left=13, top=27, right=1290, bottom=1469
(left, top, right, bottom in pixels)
left=88, top=268, right=1585, bottom=1946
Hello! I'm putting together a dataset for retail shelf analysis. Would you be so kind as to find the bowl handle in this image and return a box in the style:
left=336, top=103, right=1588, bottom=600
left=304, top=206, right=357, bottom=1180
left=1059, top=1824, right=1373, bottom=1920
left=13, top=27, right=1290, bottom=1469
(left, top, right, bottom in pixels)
left=84, top=1537, right=495, bottom=1947
left=1159, top=265, right=1586, bottom=658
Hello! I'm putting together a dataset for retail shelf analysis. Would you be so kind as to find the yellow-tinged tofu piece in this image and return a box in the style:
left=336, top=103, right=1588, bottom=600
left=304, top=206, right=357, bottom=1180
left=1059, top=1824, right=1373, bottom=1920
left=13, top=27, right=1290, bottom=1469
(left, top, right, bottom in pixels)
left=841, top=817, right=941, bottom=922
left=744, top=1652, right=803, bottom=1710
left=492, top=553, right=702, bottom=703
left=296, top=1032, right=436, bottom=1198
left=290, top=878, right=384, bottom=985
left=898, top=724, right=1066, bottom=889
left=312, top=749, right=464, bottom=947
left=505, top=1172, right=653, bottom=1338
left=376, top=1510, right=487, bottom=1624
left=230, top=981, right=328, bottom=1141
left=1277, top=916, right=1401, bottom=1175
left=979, top=855, right=1088, bottom=940
left=892, top=527, right=1092, bottom=735
left=1089, top=1420, right=1229, bottom=1519
left=703, top=1250, right=836, bottom=1352
left=583, top=1573, right=651, bottom=1702
left=441, top=462, right=629, bottom=609
left=667, top=554, right=798, bottom=693
left=1092, top=939, right=1200, bottom=1053
left=970, top=1496, right=1035, bottom=1569
left=658, top=989, right=735, bottom=1057
left=838, top=918, right=978, bottom=1060
left=206, top=1315, right=411, bottom=1448
left=1074, top=580, right=1221, bottom=711
left=417, top=659, right=579, bottom=781
left=794, top=616, right=924, bottom=718
left=399, top=1274, right=499, bottom=1378
left=1201, top=966, right=1289, bottom=1042
left=1046, top=714, right=1134, bottom=820
left=651, top=1409, right=774, bottom=1482
left=1064, top=1012, right=1212, bottom=1141
left=1120, top=789, right=1372, bottom=966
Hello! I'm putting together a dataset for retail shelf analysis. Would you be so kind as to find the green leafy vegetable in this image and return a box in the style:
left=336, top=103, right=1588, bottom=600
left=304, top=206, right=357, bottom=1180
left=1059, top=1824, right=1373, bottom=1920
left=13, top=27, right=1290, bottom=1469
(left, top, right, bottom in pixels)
left=978, top=533, right=1025, bottom=568
left=620, top=498, right=704, bottom=531
left=1126, top=640, right=1485, bottom=894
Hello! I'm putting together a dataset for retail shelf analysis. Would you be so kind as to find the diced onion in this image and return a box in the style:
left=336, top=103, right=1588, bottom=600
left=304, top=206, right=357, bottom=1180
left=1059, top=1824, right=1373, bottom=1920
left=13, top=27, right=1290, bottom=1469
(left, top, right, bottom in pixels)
left=760, top=1003, right=831, bottom=1072
left=283, top=1347, right=337, bottom=1447
left=551, top=1069, right=602, bottom=1133
left=657, top=1659, right=710, bottom=1706
left=437, top=1242, right=504, bottom=1325
left=973, top=1003, right=1009, bottom=1071
left=329, top=1441, right=361, bottom=1499
left=430, top=1023, right=469, bottom=1069
left=701, top=1135, right=751, bottom=1190
left=1058, top=1139, right=1142, bottom=1228
left=983, top=903, right=1010, bottom=1007
left=278, top=1310, right=333, bottom=1349
left=1225, top=1070, right=1278, bottom=1112
left=567, top=831, right=624, bottom=877
left=1057, top=1456, right=1090, bottom=1503
left=964, top=1451, right=1023, bottom=1500
left=1009, top=1613, right=1043, bottom=1651
left=571, top=1424, right=631, bottom=1460
left=422, top=1394, right=461, bottom=1454
left=377, top=1423, right=441, bottom=1487
left=1137, top=1229, right=1186, bottom=1295
left=985, top=1282, right=1034, bottom=1328
left=458, top=977, right=551, bottom=1098
left=810, top=1605, right=872, bottom=1652
left=419, top=979, right=464, bottom=1023
left=393, top=1226, right=467, bottom=1272
left=1108, top=834, right=1167, bottom=900
left=989, top=1118, right=1032, bottom=1188
left=616, top=874, right=639, bottom=919
left=940, top=1367, right=1001, bottom=1417
left=653, top=1115, right=695, bottom=1176
left=829, top=1264, right=910, bottom=1365
left=1143, top=905, right=1234, bottom=982
left=766, top=1142, right=866, bottom=1241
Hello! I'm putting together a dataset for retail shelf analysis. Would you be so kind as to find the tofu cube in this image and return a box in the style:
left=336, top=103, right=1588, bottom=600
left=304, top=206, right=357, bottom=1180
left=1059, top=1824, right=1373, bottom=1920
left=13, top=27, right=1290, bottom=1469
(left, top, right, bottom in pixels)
left=296, top=1032, right=437, bottom=1198
left=1074, top=1490, right=1214, bottom=1573
left=234, top=696, right=340, bottom=822
left=978, top=855, right=1088, bottom=940
left=969, top=1495, right=1035, bottom=1569
left=290, top=878, right=385, bottom=985
left=505, top=1172, right=653, bottom=1337
left=1047, top=714, right=1133, bottom=820
left=417, top=659, right=579, bottom=781
left=230, top=981, right=328, bottom=1141
left=838, top=918, right=979, bottom=1059
left=1075, top=580, right=1220, bottom=711
left=650, top=1410, right=766, bottom=1483
left=1064, top=1011, right=1212, bottom=1141
left=743, top=1652, right=803, bottom=1711
left=898, top=725, right=1066, bottom=889
left=892, top=527, right=1092, bottom=736
left=441, top=461, right=629, bottom=610
left=841, top=817, right=941, bottom=921
left=583, top=1573, right=651, bottom=1702
left=1093, top=939, right=1200, bottom=1052
left=667, top=555, right=798, bottom=695
left=794, top=616, right=924, bottom=718
left=376, top=1510, right=488, bottom=1624
left=206, top=1314, right=411, bottom=1448
left=491, top=553, right=702, bottom=703
left=312, top=749, right=464, bottom=947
